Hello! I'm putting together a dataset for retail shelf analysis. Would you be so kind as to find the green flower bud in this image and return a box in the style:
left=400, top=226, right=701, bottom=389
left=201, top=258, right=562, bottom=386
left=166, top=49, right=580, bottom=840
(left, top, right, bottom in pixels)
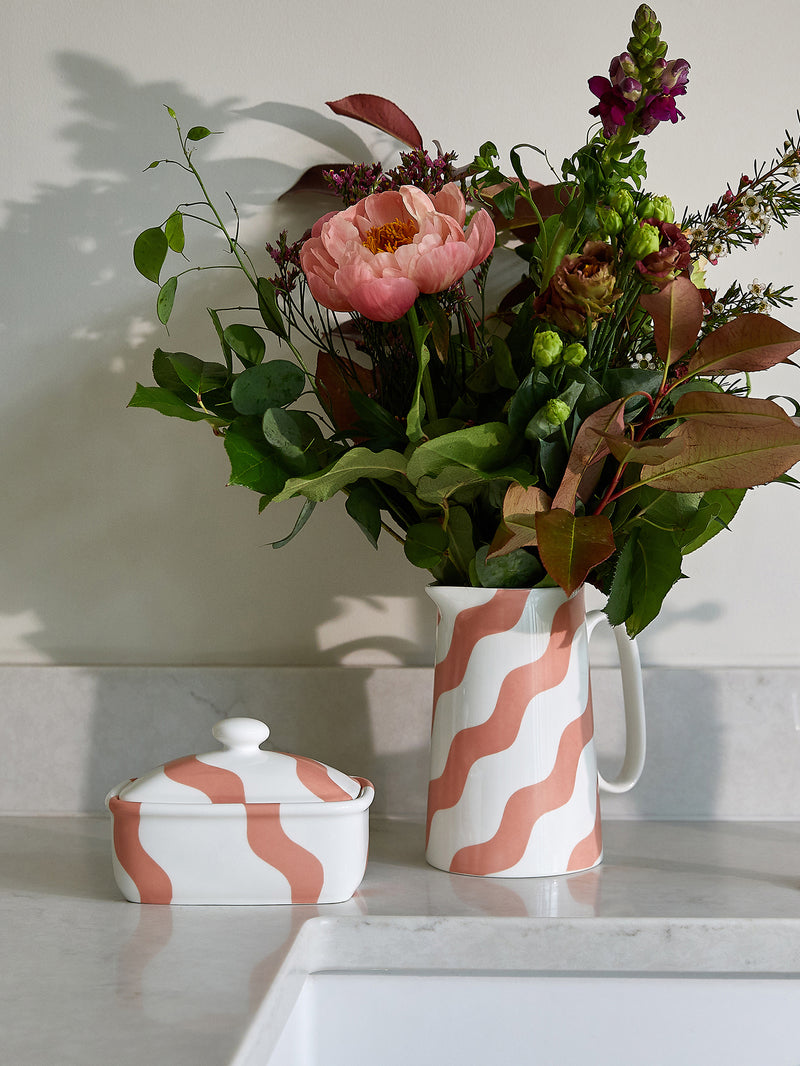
left=542, top=399, right=571, bottom=426
left=596, top=206, right=623, bottom=237
left=532, top=330, right=564, bottom=367
left=608, top=187, right=634, bottom=219
left=627, top=222, right=661, bottom=260
left=562, top=342, right=587, bottom=367
left=638, top=194, right=674, bottom=223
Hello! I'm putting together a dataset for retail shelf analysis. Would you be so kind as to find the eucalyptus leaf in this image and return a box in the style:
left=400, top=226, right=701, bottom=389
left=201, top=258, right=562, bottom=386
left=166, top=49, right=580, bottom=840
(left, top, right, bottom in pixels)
left=231, top=361, right=305, bottom=416
left=224, top=418, right=289, bottom=497
left=262, top=407, right=322, bottom=474
left=404, top=521, right=448, bottom=569
left=474, top=544, right=543, bottom=588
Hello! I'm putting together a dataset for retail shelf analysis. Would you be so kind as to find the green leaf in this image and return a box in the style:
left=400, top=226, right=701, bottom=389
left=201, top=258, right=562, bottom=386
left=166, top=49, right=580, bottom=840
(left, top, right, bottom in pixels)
left=257, top=277, right=287, bottom=339
left=406, top=315, right=432, bottom=444
left=164, top=212, right=185, bottom=253
left=224, top=323, right=266, bottom=367
left=224, top=419, right=289, bottom=497
left=345, top=482, right=383, bottom=549
left=404, top=521, right=448, bottom=569
left=622, top=526, right=684, bottom=636
left=231, top=360, right=305, bottom=416
left=271, top=499, right=316, bottom=548
left=168, top=352, right=229, bottom=395
left=604, top=533, right=636, bottom=626
left=151, top=348, right=194, bottom=401
left=444, top=505, right=476, bottom=576
left=534, top=508, right=615, bottom=595
left=407, top=423, right=517, bottom=484
left=682, top=488, right=746, bottom=553
left=474, top=544, right=543, bottom=588
left=133, top=227, right=168, bottom=284
left=128, top=383, right=215, bottom=423
left=208, top=308, right=233, bottom=371
left=157, top=276, right=178, bottom=325
left=262, top=407, right=322, bottom=474
left=270, top=448, right=408, bottom=503
left=186, top=126, right=215, bottom=141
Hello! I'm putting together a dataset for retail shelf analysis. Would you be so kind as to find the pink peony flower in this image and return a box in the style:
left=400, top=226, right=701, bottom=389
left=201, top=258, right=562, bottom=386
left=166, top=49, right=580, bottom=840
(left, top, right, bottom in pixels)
left=299, top=184, right=495, bottom=323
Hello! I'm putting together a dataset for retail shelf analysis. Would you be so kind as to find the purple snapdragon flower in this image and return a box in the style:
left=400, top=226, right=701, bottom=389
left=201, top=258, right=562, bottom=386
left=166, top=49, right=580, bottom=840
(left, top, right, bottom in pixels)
left=589, top=52, right=643, bottom=136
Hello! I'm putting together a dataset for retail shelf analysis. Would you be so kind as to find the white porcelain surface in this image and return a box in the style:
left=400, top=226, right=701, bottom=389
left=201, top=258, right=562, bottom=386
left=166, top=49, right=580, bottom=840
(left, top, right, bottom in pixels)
left=3, top=815, right=800, bottom=1066
left=263, top=970, right=800, bottom=1066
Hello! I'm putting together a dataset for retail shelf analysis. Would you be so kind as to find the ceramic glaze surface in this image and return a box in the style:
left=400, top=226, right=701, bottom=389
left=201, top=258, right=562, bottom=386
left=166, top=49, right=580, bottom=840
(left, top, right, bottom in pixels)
left=105, top=718, right=374, bottom=905
left=425, top=587, right=645, bottom=877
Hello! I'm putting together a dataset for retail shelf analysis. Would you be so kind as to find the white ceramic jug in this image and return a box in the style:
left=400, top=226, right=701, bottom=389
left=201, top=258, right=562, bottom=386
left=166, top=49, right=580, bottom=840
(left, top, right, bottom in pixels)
left=425, top=585, right=646, bottom=877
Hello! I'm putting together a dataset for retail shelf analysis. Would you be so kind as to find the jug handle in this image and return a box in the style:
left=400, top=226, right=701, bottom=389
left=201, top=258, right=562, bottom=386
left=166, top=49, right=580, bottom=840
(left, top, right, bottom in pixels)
left=586, top=610, right=646, bottom=794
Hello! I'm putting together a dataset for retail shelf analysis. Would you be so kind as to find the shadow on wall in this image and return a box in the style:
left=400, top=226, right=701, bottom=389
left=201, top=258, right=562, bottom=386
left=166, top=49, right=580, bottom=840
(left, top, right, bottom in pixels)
left=0, top=52, right=429, bottom=669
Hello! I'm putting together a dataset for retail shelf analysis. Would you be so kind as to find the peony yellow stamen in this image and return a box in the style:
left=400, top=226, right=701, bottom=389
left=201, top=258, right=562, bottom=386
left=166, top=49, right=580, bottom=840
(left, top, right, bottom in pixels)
left=362, top=217, right=419, bottom=255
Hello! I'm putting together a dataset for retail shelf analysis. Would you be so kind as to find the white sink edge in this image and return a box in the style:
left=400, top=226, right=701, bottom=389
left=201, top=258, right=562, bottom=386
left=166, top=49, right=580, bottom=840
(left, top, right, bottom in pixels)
left=228, top=914, right=800, bottom=1066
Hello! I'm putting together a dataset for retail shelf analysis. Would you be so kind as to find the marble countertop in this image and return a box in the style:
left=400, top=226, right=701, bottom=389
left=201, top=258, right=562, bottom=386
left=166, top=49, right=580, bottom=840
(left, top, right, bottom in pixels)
left=3, top=815, right=799, bottom=1065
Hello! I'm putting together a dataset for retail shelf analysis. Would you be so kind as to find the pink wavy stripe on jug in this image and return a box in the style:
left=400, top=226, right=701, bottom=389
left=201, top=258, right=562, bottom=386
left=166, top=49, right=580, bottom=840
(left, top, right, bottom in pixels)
left=426, top=587, right=602, bottom=877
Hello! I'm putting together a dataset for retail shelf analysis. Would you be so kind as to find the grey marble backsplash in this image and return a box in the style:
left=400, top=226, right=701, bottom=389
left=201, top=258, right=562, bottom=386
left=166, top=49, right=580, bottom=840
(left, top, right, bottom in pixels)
left=4, top=665, right=799, bottom=819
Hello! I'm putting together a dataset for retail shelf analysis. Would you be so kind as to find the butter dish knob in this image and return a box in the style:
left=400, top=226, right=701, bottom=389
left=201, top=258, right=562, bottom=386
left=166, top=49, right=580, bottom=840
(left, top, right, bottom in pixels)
left=212, top=717, right=271, bottom=751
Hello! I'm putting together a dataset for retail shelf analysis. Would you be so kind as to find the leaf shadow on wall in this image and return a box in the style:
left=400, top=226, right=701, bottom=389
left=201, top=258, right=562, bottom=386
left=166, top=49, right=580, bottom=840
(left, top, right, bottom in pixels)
left=0, top=51, right=429, bottom=667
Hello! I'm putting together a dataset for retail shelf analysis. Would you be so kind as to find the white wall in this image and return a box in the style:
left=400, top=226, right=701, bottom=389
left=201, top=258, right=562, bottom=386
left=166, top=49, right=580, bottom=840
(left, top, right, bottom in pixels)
left=4, top=0, right=800, bottom=668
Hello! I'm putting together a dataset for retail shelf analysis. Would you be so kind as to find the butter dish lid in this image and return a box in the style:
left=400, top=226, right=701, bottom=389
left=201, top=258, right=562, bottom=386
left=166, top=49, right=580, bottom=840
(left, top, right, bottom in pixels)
left=113, top=717, right=362, bottom=805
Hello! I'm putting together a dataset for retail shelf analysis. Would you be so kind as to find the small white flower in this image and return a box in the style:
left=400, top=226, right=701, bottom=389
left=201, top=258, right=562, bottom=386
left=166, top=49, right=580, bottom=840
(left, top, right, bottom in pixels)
left=708, top=238, right=728, bottom=258
left=739, top=189, right=762, bottom=212
left=686, top=224, right=708, bottom=244
left=749, top=278, right=766, bottom=297
left=787, top=164, right=800, bottom=181
left=712, top=301, right=725, bottom=314
left=756, top=298, right=770, bottom=312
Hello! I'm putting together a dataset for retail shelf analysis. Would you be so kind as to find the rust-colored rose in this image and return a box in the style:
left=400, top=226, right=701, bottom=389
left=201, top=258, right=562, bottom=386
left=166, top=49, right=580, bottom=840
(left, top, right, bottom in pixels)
left=533, top=241, right=621, bottom=334
left=636, top=219, right=691, bottom=284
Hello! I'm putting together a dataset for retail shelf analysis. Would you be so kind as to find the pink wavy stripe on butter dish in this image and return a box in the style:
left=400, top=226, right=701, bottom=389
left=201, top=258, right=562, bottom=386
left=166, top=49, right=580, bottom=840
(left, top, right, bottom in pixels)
left=108, top=796, right=174, bottom=904
left=163, top=756, right=325, bottom=903
left=426, top=596, right=583, bottom=845
left=286, top=754, right=354, bottom=801
left=566, top=784, right=603, bottom=873
left=448, top=695, right=595, bottom=875
left=431, top=589, right=530, bottom=716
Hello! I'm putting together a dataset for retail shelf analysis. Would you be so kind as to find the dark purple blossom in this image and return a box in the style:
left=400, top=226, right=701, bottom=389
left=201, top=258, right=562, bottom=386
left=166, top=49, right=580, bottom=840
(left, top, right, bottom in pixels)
left=588, top=76, right=637, bottom=136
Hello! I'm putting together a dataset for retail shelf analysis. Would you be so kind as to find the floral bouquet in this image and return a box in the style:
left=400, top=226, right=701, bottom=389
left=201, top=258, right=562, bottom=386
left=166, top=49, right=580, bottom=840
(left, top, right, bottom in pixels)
left=130, top=4, right=800, bottom=636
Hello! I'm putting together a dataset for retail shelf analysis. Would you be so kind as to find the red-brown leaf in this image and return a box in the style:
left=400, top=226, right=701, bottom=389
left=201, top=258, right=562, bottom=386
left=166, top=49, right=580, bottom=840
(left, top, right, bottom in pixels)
left=640, top=276, right=705, bottom=365
left=326, top=94, right=423, bottom=149
left=315, top=349, right=375, bottom=439
left=641, top=392, right=800, bottom=490
left=534, top=509, right=616, bottom=595
left=687, top=313, right=800, bottom=375
left=552, top=399, right=626, bottom=512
